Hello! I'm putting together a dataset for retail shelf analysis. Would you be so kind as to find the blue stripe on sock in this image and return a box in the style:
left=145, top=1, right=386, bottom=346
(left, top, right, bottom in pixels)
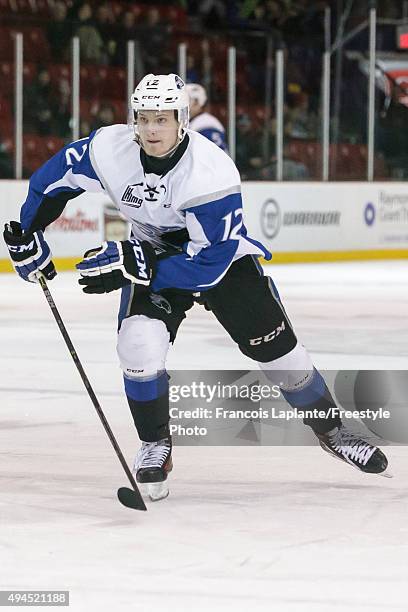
left=124, top=372, right=168, bottom=402
left=281, top=368, right=327, bottom=408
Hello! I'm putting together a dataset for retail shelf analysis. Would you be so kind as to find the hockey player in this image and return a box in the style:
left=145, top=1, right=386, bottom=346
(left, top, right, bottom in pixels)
left=186, top=82, right=227, bottom=151
left=4, top=73, right=388, bottom=502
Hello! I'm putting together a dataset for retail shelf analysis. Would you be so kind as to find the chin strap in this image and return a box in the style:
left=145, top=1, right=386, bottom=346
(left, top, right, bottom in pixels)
left=151, top=136, right=184, bottom=159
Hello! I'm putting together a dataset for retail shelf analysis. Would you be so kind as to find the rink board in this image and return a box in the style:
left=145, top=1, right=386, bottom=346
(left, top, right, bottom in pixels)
left=1, top=180, right=408, bottom=271
left=0, top=180, right=107, bottom=272
left=241, top=181, right=408, bottom=261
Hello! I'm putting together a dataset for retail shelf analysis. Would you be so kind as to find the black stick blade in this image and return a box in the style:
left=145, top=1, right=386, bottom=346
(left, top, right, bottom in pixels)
left=117, top=487, right=147, bottom=511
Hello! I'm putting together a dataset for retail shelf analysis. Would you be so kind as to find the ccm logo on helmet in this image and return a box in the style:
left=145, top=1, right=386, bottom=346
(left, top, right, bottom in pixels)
left=249, top=322, right=286, bottom=346
left=141, top=95, right=160, bottom=99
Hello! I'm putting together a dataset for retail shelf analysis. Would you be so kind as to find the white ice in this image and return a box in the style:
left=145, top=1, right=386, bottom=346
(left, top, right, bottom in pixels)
left=1, top=261, right=408, bottom=612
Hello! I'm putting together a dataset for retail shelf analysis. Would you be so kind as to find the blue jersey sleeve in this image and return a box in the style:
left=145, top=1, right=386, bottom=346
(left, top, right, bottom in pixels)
left=151, top=192, right=244, bottom=292
left=20, top=132, right=104, bottom=232
left=200, top=128, right=228, bottom=152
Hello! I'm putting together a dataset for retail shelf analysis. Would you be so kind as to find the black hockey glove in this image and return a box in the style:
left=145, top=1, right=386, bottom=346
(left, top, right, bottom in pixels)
left=76, top=239, right=156, bottom=294
left=3, top=221, right=57, bottom=283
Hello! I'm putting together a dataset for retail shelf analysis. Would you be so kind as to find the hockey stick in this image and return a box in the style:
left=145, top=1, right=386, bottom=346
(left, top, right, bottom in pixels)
left=38, top=275, right=147, bottom=511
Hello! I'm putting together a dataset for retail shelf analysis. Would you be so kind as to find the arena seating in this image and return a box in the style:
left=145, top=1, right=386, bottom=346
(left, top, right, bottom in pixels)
left=0, top=1, right=388, bottom=180
left=0, top=0, right=187, bottom=24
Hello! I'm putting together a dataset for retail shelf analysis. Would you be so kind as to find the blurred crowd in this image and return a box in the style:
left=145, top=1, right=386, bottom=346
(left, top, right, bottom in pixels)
left=0, top=0, right=407, bottom=179
left=45, top=1, right=174, bottom=68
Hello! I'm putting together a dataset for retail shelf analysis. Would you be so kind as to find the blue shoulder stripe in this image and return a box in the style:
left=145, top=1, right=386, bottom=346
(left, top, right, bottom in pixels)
left=21, top=131, right=103, bottom=232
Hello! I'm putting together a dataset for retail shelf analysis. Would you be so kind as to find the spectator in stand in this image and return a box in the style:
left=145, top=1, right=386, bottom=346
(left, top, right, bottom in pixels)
left=53, top=77, right=72, bottom=139
left=260, top=141, right=310, bottom=180
left=200, top=38, right=212, bottom=93
left=186, top=83, right=227, bottom=151
left=74, top=3, right=104, bottom=64
left=0, top=139, right=13, bottom=178
left=198, top=0, right=226, bottom=29
left=80, top=119, right=92, bottom=139
left=115, top=9, right=142, bottom=67
left=246, top=0, right=284, bottom=31
left=295, top=1, right=326, bottom=49
left=286, top=51, right=309, bottom=94
left=95, top=3, right=117, bottom=65
left=235, top=113, right=263, bottom=179
left=53, top=76, right=71, bottom=139
left=285, top=91, right=317, bottom=140
left=24, top=68, right=55, bottom=136
left=90, top=104, right=115, bottom=131
left=139, top=7, right=171, bottom=73
left=46, top=1, right=72, bottom=63
left=245, top=14, right=276, bottom=95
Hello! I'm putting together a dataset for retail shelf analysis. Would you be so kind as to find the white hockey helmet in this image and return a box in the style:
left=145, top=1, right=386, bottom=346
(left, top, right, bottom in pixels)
left=185, top=83, right=207, bottom=108
left=130, top=73, right=189, bottom=148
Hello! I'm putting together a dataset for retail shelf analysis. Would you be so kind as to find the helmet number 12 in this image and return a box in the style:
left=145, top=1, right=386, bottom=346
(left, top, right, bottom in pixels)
left=221, top=209, right=243, bottom=241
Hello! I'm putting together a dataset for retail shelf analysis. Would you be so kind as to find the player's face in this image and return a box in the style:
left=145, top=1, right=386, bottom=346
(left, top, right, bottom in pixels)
left=137, top=110, right=179, bottom=156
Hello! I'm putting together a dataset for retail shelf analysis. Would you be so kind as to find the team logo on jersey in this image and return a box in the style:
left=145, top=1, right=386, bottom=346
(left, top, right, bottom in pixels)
left=144, top=183, right=167, bottom=203
left=121, top=182, right=171, bottom=207
left=149, top=293, right=172, bottom=314
left=121, top=183, right=143, bottom=208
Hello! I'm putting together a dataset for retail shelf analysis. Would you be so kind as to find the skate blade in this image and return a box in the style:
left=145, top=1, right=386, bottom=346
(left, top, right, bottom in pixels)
left=378, top=469, right=393, bottom=478
left=322, top=445, right=392, bottom=478
left=140, top=481, right=170, bottom=502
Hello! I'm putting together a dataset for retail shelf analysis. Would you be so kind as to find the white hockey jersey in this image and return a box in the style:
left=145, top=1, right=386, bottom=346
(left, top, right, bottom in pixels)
left=189, top=112, right=227, bottom=151
left=20, top=124, right=270, bottom=292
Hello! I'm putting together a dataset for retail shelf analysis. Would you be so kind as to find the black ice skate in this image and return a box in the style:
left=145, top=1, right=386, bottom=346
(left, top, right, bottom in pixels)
left=133, top=436, right=173, bottom=501
left=316, top=425, right=390, bottom=476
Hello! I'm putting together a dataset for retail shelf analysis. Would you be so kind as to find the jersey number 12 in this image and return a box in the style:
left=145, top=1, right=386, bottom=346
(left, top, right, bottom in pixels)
left=221, top=209, right=243, bottom=241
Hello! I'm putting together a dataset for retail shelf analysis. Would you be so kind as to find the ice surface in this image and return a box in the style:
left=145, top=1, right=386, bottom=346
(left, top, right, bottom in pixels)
left=0, top=262, right=407, bottom=611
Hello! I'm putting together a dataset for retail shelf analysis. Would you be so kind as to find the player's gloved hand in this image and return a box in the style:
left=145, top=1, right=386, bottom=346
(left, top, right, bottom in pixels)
left=76, top=239, right=156, bottom=294
left=3, top=221, right=57, bottom=283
